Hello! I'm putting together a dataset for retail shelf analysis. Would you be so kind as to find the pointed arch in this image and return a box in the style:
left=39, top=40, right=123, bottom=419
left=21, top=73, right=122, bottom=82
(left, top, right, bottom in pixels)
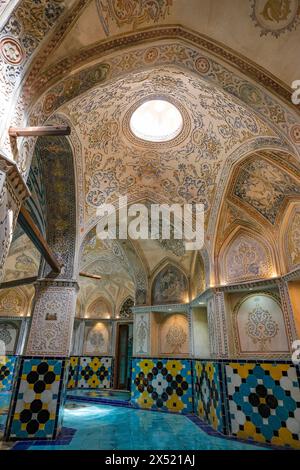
left=218, top=227, right=276, bottom=285
left=150, top=259, right=189, bottom=305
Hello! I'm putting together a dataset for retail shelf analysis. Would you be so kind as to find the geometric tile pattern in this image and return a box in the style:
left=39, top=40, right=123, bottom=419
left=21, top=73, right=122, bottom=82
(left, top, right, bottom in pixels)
left=6, top=357, right=66, bottom=440
left=194, top=361, right=224, bottom=432
left=225, top=362, right=300, bottom=449
left=131, top=358, right=193, bottom=414
left=0, top=355, right=17, bottom=391
left=77, top=357, right=112, bottom=389
left=67, top=357, right=79, bottom=389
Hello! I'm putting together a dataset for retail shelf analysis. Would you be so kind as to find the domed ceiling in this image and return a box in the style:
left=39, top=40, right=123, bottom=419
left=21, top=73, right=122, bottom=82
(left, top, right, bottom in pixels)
left=56, top=67, right=276, bottom=232
left=1, top=0, right=300, bottom=314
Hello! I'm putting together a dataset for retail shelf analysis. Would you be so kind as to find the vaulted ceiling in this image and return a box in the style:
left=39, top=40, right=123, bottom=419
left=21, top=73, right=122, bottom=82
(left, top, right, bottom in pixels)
left=1, top=0, right=300, bottom=313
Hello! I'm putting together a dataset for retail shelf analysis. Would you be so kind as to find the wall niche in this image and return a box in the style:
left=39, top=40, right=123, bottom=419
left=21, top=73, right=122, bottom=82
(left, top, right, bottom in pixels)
left=83, top=321, right=112, bottom=355
left=151, top=312, right=189, bottom=357
left=229, top=292, right=290, bottom=358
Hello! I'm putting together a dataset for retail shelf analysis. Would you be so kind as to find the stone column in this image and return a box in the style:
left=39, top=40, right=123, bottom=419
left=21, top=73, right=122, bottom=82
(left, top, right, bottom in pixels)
left=5, top=279, right=78, bottom=440
left=0, top=154, right=29, bottom=281
left=207, top=289, right=229, bottom=359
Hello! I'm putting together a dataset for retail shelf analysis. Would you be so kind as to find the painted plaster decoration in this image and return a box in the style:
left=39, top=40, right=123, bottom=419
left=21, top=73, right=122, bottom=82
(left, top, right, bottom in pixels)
left=166, top=323, right=187, bottom=354
left=135, top=314, right=149, bottom=354
left=233, top=158, right=300, bottom=224
left=287, top=209, right=300, bottom=268
left=152, top=265, right=188, bottom=304
left=0, top=37, right=24, bottom=64
left=41, top=67, right=275, bottom=231
left=119, top=297, right=134, bottom=319
left=246, top=303, right=279, bottom=350
left=2, top=232, right=40, bottom=281
left=223, top=233, right=273, bottom=283
left=87, top=298, right=112, bottom=319
left=34, top=136, right=76, bottom=280
left=233, top=294, right=289, bottom=356
left=25, top=282, right=77, bottom=357
left=250, top=0, right=300, bottom=37
left=84, top=322, right=110, bottom=355
left=0, top=289, right=24, bottom=316
left=0, top=323, right=12, bottom=345
left=97, top=0, right=173, bottom=35
left=0, top=322, right=18, bottom=354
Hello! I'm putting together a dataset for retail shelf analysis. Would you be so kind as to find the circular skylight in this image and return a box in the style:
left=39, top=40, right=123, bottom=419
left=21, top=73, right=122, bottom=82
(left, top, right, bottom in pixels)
left=130, top=99, right=183, bottom=142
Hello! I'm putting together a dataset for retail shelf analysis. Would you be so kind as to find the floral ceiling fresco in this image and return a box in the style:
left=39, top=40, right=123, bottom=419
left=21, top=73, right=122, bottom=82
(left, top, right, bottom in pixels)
left=48, top=67, right=276, bottom=235
left=221, top=232, right=274, bottom=283
left=97, top=0, right=173, bottom=35
left=233, top=157, right=300, bottom=224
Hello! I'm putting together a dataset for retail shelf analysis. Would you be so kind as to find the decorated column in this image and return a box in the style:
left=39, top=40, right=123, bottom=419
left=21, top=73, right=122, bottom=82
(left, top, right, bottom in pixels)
left=5, top=134, right=78, bottom=441
left=5, top=279, right=78, bottom=440
left=207, top=289, right=229, bottom=358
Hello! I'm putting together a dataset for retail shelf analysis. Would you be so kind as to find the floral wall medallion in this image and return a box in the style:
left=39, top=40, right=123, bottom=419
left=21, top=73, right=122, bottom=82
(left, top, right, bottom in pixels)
left=222, top=233, right=273, bottom=283
left=234, top=294, right=289, bottom=355
left=159, top=313, right=189, bottom=355
left=97, top=0, right=173, bottom=35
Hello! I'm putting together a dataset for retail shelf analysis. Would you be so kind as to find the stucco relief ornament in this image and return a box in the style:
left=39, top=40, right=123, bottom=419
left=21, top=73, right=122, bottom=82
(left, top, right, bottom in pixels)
left=166, top=324, right=187, bottom=353
left=0, top=292, right=22, bottom=315
left=250, top=0, right=300, bottom=37
left=0, top=37, right=24, bottom=64
left=137, top=315, right=147, bottom=353
left=246, top=302, right=279, bottom=350
left=89, top=331, right=105, bottom=350
left=0, top=324, right=12, bottom=346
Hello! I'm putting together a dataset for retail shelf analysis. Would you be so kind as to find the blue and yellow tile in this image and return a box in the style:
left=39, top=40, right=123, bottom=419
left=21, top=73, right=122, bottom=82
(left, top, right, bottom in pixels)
left=131, top=358, right=193, bottom=414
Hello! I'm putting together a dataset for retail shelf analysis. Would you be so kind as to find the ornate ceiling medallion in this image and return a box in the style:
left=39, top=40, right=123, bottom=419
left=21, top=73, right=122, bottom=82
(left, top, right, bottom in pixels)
left=123, top=95, right=190, bottom=149
left=250, top=0, right=300, bottom=37
left=0, top=36, right=24, bottom=65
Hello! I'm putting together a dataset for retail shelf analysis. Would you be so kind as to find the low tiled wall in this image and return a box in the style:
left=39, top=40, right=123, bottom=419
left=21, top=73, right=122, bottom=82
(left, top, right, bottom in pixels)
left=131, top=358, right=193, bottom=414
left=223, top=361, right=300, bottom=449
left=193, top=361, right=226, bottom=433
left=67, top=356, right=113, bottom=389
left=0, top=355, right=17, bottom=391
left=131, top=357, right=300, bottom=448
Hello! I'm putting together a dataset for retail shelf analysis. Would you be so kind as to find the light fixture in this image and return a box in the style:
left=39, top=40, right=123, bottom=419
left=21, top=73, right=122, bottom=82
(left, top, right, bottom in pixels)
left=130, top=99, right=183, bottom=142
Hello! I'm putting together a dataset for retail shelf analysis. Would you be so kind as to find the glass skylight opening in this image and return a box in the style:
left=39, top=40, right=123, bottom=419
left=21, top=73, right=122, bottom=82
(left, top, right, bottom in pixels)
left=130, top=99, right=183, bottom=142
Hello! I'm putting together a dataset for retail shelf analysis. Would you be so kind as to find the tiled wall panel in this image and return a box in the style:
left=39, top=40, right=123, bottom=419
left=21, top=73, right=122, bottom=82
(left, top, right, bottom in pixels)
left=0, top=355, right=17, bottom=391
left=194, top=360, right=225, bottom=433
left=6, top=357, right=66, bottom=440
left=131, top=358, right=193, bottom=414
left=77, top=357, right=112, bottom=389
left=225, top=362, right=300, bottom=449
left=67, top=356, right=79, bottom=389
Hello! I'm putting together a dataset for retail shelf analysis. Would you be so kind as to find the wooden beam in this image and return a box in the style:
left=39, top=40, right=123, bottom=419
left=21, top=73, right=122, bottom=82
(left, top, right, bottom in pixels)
left=9, top=126, right=71, bottom=137
left=0, top=276, right=38, bottom=290
left=79, top=271, right=102, bottom=281
left=18, top=206, right=62, bottom=273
